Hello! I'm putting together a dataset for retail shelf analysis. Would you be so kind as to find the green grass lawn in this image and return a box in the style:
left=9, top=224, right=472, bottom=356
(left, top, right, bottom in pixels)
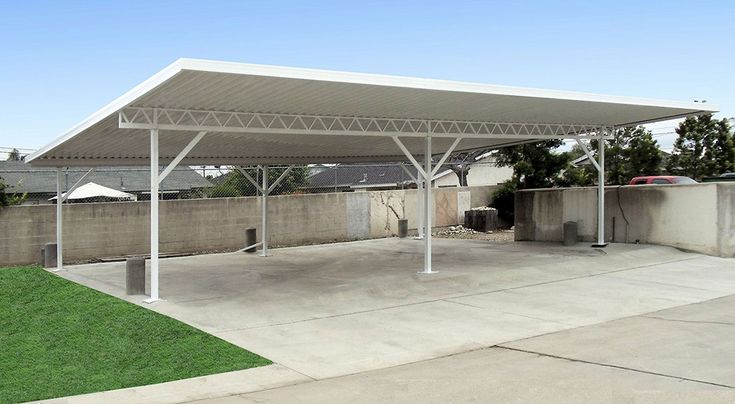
left=0, top=266, right=271, bottom=403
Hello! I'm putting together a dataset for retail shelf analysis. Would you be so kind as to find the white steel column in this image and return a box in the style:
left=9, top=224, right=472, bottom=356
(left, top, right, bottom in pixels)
left=260, top=165, right=269, bottom=257
left=595, top=128, right=607, bottom=247
left=54, top=168, right=63, bottom=271
left=422, top=133, right=434, bottom=274
left=146, top=129, right=160, bottom=303
left=416, top=178, right=424, bottom=239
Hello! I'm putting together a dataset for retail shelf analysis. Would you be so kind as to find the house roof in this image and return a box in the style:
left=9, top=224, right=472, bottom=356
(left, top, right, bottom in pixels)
left=305, top=163, right=471, bottom=189
left=26, top=58, right=717, bottom=167
left=306, top=164, right=417, bottom=189
left=0, top=161, right=211, bottom=194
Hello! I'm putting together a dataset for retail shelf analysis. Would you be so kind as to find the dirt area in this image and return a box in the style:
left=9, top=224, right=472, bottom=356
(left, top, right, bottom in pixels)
left=434, top=225, right=515, bottom=243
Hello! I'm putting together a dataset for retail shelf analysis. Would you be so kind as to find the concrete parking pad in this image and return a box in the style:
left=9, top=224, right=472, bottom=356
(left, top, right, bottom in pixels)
left=503, top=295, right=735, bottom=388
left=195, top=348, right=735, bottom=404
left=39, top=365, right=310, bottom=404
left=59, top=238, right=735, bottom=388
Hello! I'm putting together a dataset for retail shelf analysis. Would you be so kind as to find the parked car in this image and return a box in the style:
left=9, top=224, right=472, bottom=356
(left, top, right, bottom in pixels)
left=628, top=176, right=697, bottom=185
left=720, top=172, right=735, bottom=178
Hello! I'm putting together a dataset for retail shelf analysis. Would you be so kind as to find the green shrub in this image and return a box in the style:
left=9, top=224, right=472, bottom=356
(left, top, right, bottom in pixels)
left=490, top=180, right=517, bottom=223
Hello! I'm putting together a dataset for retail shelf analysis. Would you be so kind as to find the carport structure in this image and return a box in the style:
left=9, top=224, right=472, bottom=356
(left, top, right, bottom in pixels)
left=27, top=58, right=716, bottom=302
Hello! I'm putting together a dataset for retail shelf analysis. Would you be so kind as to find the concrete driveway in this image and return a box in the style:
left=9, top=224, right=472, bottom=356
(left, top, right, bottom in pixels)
left=56, top=238, right=735, bottom=402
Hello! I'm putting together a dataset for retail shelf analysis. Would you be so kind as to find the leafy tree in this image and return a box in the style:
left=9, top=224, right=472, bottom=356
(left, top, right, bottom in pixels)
left=667, top=114, right=735, bottom=179
left=625, top=128, right=663, bottom=180
left=6, top=148, right=22, bottom=161
left=562, top=127, right=662, bottom=186
left=0, top=178, right=8, bottom=207
left=490, top=140, right=570, bottom=221
left=208, top=166, right=309, bottom=197
left=494, top=140, right=570, bottom=189
left=0, top=176, right=27, bottom=206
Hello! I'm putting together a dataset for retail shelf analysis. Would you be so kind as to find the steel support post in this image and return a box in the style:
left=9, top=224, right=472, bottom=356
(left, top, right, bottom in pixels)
left=422, top=133, right=434, bottom=274
left=416, top=178, right=424, bottom=239
left=594, top=127, right=607, bottom=248
left=146, top=129, right=160, bottom=303
left=260, top=165, right=269, bottom=257
left=54, top=168, right=63, bottom=271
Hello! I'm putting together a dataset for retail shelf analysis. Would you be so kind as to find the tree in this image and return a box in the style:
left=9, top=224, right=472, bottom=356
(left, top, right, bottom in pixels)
left=667, top=115, right=735, bottom=179
left=625, top=127, right=663, bottom=180
left=0, top=178, right=8, bottom=207
left=6, top=148, right=22, bottom=161
left=0, top=176, right=27, bottom=206
left=562, top=127, right=662, bottom=186
left=494, top=140, right=569, bottom=189
left=490, top=140, right=570, bottom=221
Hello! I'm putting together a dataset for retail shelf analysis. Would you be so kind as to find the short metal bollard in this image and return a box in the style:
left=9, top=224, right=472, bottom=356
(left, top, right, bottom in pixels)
left=397, top=219, right=408, bottom=238
left=563, top=221, right=578, bottom=246
left=126, top=257, right=146, bottom=295
left=43, top=243, right=57, bottom=268
left=244, top=228, right=257, bottom=253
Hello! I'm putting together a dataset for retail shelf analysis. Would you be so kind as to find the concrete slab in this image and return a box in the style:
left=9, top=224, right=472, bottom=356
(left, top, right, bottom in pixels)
left=37, top=364, right=310, bottom=404
left=57, top=238, right=735, bottom=389
left=503, top=295, right=735, bottom=388
left=217, top=299, right=566, bottom=379
left=196, top=348, right=735, bottom=404
left=448, top=269, right=727, bottom=328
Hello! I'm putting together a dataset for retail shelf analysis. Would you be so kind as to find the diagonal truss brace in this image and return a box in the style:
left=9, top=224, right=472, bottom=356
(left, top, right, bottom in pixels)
left=400, top=163, right=417, bottom=183
left=236, top=165, right=296, bottom=195
left=575, top=138, right=601, bottom=172
left=236, top=166, right=263, bottom=194
left=59, top=168, right=95, bottom=203
left=392, top=136, right=461, bottom=182
left=159, top=131, right=206, bottom=183
left=119, top=107, right=611, bottom=140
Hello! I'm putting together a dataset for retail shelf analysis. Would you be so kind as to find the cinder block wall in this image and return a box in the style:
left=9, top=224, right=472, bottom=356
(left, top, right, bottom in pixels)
left=0, top=185, right=497, bottom=266
left=515, top=183, right=734, bottom=257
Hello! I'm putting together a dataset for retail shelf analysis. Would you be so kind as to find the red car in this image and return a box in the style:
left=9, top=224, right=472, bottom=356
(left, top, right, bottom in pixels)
left=628, top=176, right=697, bottom=185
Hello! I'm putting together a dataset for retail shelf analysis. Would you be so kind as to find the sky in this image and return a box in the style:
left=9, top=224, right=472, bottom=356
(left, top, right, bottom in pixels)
left=0, top=0, right=733, bottom=154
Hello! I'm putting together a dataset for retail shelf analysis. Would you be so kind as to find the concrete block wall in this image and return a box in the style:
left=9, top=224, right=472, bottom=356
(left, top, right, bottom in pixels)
left=0, top=185, right=498, bottom=266
left=515, top=183, right=734, bottom=257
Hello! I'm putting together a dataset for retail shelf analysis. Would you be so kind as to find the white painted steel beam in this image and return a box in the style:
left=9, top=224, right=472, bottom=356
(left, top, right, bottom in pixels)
left=267, top=165, right=295, bottom=194
left=400, top=163, right=417, bottom=183
left=431, top=138, right=461, bottom=177
left=392, top=136, right=427, bottom=179
left=574, top=139, right=601, bottom=172
left=422, top=134, right=434, bottom=274
left=55, top=168, right=63, bottom=272
left=145, top=129, right=160, bottom=303
left=235, top=166, right=264, bottom=193
left=120, top=107, right=610, bottom=140
left=60, top=168, right=96, bottom=203
left=158, top=131, right=206, bottom=183
left=261, top=165, right=269, bottom=257
left=594, top=127, right=608, bottom=248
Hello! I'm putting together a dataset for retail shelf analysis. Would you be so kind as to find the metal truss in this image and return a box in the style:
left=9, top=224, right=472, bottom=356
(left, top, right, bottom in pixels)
left=119, top=107, right=611, bottom=139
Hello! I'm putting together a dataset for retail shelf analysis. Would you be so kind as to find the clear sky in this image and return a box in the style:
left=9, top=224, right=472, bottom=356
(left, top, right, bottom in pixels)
left=1, top=0, right=733, bottom=152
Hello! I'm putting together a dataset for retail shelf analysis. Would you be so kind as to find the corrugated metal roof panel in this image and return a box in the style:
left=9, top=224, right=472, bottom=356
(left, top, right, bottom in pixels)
left=27, top=58, right=718, bottom=167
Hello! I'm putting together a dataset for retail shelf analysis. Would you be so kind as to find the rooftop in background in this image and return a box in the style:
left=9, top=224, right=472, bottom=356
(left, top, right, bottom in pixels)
left=0, top=161, right=211, bottom=195
left=26, top=59, right=717, bottom=167
left=306, top=164, right=420, bottom=191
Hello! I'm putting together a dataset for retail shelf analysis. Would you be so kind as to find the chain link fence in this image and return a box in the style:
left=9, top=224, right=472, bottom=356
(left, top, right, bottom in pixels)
left=2, top=161, right=506, bottom=204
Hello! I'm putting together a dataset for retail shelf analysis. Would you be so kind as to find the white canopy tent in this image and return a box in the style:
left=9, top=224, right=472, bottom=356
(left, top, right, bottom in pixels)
left=49, top=182, right=135, bottom=202
left=27, top=58, right=717, bottom=302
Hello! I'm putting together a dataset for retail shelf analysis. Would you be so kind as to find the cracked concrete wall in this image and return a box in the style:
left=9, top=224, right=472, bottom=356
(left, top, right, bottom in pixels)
left=0, top=185, right=498, bottom=266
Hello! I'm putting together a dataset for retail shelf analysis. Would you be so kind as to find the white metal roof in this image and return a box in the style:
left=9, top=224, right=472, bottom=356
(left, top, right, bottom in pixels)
left=27, top=58, right=718, bottom=166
